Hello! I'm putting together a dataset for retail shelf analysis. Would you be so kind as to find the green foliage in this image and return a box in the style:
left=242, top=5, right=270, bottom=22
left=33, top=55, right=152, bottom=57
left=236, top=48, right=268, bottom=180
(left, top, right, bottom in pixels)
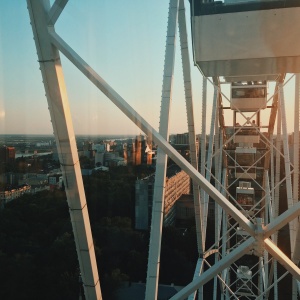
left=159, top=226, right=197, bottom=285
left=101, top=268, right=129, bottom=300
left=0, top=191, right=78, bottom=300
left=0, top=166, right=198, bottom=299
left=83, top=169, right=136, bottom=220
left=93, top=217, right=148, bottom=283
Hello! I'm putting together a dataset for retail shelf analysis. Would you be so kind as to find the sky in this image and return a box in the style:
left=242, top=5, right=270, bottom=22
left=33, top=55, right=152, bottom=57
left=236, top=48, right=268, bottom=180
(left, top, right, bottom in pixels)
left=0, top=1, right=297, bottom=136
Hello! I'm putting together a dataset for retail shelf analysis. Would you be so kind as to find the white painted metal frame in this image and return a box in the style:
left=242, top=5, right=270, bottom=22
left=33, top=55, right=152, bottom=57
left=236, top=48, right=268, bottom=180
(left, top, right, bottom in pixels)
left=178, top=3, right=206, bottom=299
left=27, top=1, right=102, bottom=300
left=48, top=18, right=259, bottom=240
left=221, top=169, right=229, bottom=300
left=203, top=85, right=218, bottom=242
left=27, top=1, right=300, bottom=299
left=293, top=74, right=300, bottom=299
left=293, top=74, right=300, bottom=264
left=198, top=75, right=207, bottom=300
left=145, top=0, right=179, bottom=298
left=213, top=99, right=222, bottom=300
left=196, top=72, right=300, bottom=299
left=170, top=237, right=256, bottom=300
left=178, top=0, right=203, bottom=257
left=184, top=74, right=298, bottom=297
left=57, top=44, right=259, bottom=298
left=293, top=74, right=300, bottom=226
left=279, top=84, right=296, bottom=254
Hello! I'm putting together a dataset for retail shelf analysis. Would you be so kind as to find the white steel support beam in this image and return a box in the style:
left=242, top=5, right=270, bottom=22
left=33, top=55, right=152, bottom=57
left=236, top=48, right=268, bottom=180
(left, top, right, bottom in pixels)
left=178, top=0, right=203, bottom=255
left=199, top=76, right=207, bottom=300
left=169, top=238, right=256, bottom=300
left=259, top=257, right=265, bottom=295
left=46, top=14, right=300, bottom=295
left=27, top=1, right=101, bottom=299
left=49, top=28, right=256, bottom=238
left=293, top=74, right=300, bottom=264
left=213, top=94, right=221, bottom=300
left=271, top=134, right=275, bottom=205
left=266, top=260, right=279, bottom=300
left=293, top=74, right=300, bottom=218
left=264, top=171, right=269, bottom=224
left=266, top=167, right=279, bottom=300
left=264, top=172, right=270, bottom=290
left=146, top=1, right=179, bottom=299
left=27, top=2, right=300, bottom=299
left=274, top=259, right=279, bottom=300
left=187, top=258, right=204, bottom=300
left=274, top=103, right=281, bottom=245
left=279, top=84, right=296, bottom=254
left=292, top=74, right=300, bottom=300
left=200, top=77, right=207, bottom=221
left=265, top=238, right=300, bottom=281
left=265, top=171, right=272, bottom=223
left=203, top=85, right=218, bottom=242
left=47, top=0, right=68, bottom=25
left=258, top=268, right=287, bottom=300
left=264, top=80, right=282, bottom=172
left=221, top=173, right=229, bottom=300
left=264, top=201, right=300, bottom=238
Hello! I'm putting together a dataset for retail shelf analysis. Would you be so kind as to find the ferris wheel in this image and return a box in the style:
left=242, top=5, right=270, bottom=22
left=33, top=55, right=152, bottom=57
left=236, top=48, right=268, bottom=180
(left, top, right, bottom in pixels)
left=27, top=0, right=300, bottom=299
left=147, top=0, right=300, bottom=299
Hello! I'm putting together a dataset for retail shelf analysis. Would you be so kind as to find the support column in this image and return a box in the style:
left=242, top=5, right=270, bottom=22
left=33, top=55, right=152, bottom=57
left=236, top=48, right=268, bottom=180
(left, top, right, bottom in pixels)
left=27, top=1, right=101, bottom=299
left=293, top=74, right=300, bottom=221
left=178, top=0, right=203, bottom=256
left=292, top=74, right=300, bottom=299
left=145, top=1, right=179, bottom=299
left=275, top=102, right=281, bottom=245
left=213, top=95, right=221, bottom=300
left=200, top=76, right=207, bottom=237
left=221, top=170, right=229, bottom=300
left=178, top=3, right=206, bottom=298
left=198, top=75, right=207, bottom=300
left=293, top=74, right=300, bottom=264
left=263, top=171, right=270, bottom=296
left=203, top=85, right=218, bottom=241
left=279, top=84, right=295, bottom=255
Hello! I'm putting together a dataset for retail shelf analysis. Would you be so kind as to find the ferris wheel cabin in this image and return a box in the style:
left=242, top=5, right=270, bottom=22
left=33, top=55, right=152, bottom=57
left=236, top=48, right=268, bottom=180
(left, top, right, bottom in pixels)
left=235, top=147, right=257, bottom=179
left=236, top=181, right=255, bottom=212
left=190, top=0, right=300, bottom=81
left=231, top=81, right=265, bottom=143
left=236, top=265, right=254, bottom=297
left=231, top=81, right=267, bottom=111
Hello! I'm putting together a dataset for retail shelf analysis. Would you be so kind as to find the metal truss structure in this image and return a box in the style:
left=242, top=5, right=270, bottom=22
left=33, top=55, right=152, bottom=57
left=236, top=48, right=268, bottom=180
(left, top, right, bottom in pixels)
left=27, top=0, right=300, bottom=299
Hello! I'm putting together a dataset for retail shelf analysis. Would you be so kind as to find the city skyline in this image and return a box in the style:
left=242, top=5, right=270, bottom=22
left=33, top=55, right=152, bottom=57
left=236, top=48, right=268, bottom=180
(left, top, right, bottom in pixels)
left=0, top=1, right=297, bottom=136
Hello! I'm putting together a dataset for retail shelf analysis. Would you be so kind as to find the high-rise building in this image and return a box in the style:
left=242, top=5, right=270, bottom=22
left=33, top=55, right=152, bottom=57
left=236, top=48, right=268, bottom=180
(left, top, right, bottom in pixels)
left=135, top=135, right=143, bottom=165
left=135, top=167, right=191, bottom=230
left=124, top=135, right=154, bottom=166
left=0, top=146, right=16, bottom=163
left=175, top=133, right=189, bottom=145
left=0, top=146, right=16, bottom=174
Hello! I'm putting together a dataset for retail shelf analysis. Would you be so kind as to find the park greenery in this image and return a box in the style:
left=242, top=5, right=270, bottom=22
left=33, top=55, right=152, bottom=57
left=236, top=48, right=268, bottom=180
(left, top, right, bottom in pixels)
left=0, top=165, right=197, bottom=300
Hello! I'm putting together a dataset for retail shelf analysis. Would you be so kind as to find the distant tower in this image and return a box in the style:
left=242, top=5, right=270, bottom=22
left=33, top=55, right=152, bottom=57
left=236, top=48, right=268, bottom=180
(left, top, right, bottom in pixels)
left=0, top=146, right=16, bottom=163
left=144, top=143, right=153, bottom=165
left=135, top=135, right=143, bottom=165
left=0, top=146, right=16, bottom=174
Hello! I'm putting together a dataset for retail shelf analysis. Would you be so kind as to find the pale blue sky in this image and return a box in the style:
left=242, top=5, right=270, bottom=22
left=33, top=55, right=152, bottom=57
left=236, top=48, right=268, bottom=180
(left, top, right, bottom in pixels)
left=0, top=1, right=202, bottom=135
left=0, top=1, right=296, bottom=135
